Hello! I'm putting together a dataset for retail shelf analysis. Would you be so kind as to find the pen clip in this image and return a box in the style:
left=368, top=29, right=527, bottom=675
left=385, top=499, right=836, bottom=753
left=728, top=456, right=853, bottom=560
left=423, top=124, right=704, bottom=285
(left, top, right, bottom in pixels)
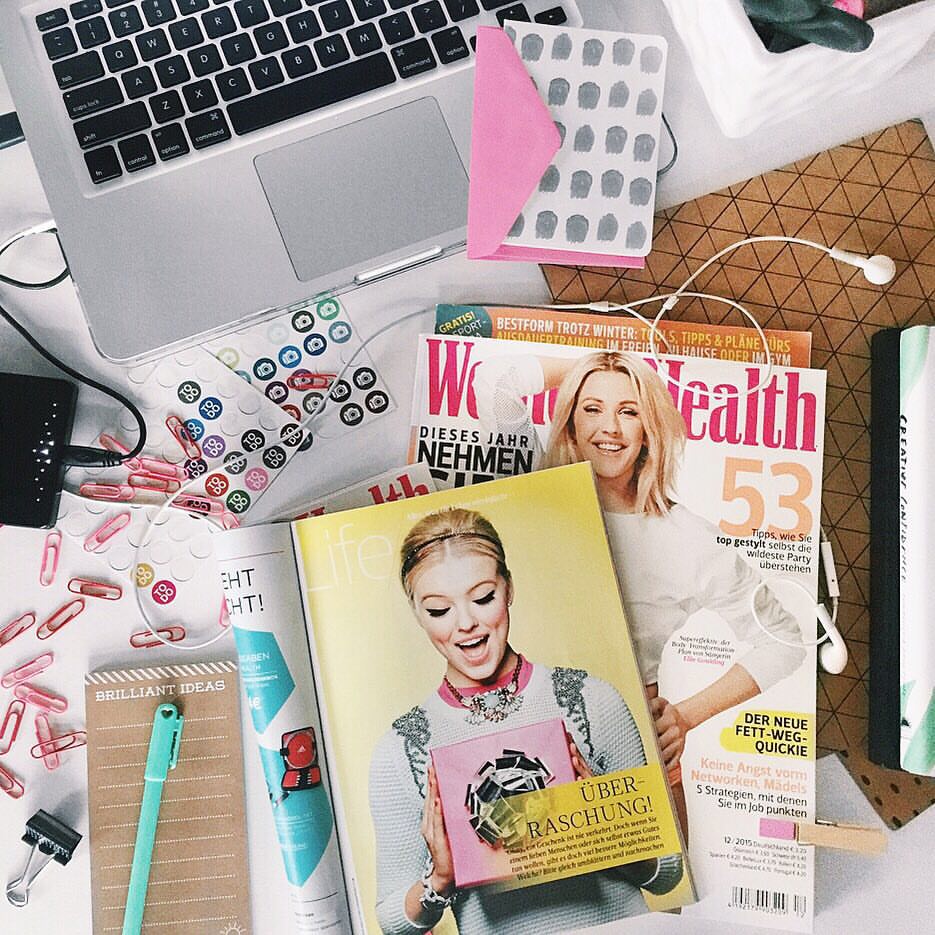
left=144, top=704, right=184, bottom=781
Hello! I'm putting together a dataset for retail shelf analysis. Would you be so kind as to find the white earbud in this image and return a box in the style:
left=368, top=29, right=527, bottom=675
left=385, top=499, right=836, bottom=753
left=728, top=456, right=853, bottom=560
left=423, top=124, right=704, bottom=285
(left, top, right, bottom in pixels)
left=828, top=248, right=896, bottom=285
left=816, top=604, right=848, bottom=674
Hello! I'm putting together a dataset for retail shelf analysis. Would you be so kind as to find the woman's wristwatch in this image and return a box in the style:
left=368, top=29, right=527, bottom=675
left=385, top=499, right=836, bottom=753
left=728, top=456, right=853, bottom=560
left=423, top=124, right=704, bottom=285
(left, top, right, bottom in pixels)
left=420, top=858, right=456, bottom=912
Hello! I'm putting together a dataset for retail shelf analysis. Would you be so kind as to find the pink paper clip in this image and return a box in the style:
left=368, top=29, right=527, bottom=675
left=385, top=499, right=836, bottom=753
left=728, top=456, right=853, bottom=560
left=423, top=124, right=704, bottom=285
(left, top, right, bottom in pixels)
left=39, top=530, right=62, bottom=587
left=33, top=714, right=60, bottom=770
left=173, top=494, right=225, bottom=517
left=0, top=612, right=36, bottom=648
left=287, top=371, right=336, bottom=391
left=220, top=511, right=240, bottom=530
left=31, top=730, right=87, bottom=760
left=129, top=625, right=186, bottom=648
left=67, top=578, right=122, bottom=601
left=1, top=653, right=54, bottom=690
left=15, top=683, right=68, bottom=715
left=128, top=472, right=181, bottom=494
left=37, top=598, right=85, bottom=640
left=166, top=415, right=202, bottom=459
left=79, top=482, right=137, bottom=502
left=98, top=433, right=142, bottom=471
left=0, top=700, right=26, bottom=755
left=138, top=456, right=187, bottom=481
left=84, top=511, right=131, bottom=552
left=219, top=598, right=231, bottom=629
left=0, top=762, right=24, bottom=799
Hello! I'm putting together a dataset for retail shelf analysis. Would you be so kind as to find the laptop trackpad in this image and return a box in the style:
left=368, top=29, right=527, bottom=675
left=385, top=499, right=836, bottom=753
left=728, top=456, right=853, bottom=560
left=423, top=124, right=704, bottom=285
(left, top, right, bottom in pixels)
left=255, top=97, right=469, bottom=282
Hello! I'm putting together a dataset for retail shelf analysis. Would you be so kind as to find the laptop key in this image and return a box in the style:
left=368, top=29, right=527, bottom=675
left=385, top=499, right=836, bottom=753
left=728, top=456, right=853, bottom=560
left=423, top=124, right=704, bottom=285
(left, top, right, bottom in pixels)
left=182, top=77, right=219, bottom=108
left=142, top=0, right=177, bottom=26
left=412, top=1, right=444, bottom=33
left=249, top=56, right=284, bottom=88
left=84, top=144, right=122, bottom=182
left=286, top=11, right=321, bottom=42
left=44, top=27, right=79, bottom=59
left=150, top=88, right=185, bottom=120
left=430, top=25, right=467, bottom=63
left=379, top=11, right=413, bottom=44
left=221, top=32, right=257, bottom=64
left=186, top=108, right=231, bottom=148
left=76, top=16, right=112, bottom=47
left=152, top=122, right=190, bottom=159
left=496, top=2, right=528, bottom=22
left=178, top=0, right=209, bottom=11
left=155, top=54, right=191, bottom=85
left=227, top=52, right=395, bottom=135
left=188, top=43, right=223, bottom=74
left=202, top=6, right=236, bottom=36
left=347, top=22, right=381, bottom=55
left=63, top=76, right=123, bottom=118
left=216, top=66, right=251, bottom=98
left=351, top=0, right=385, bottom=18
left=319, top=0, right=352, bottom=30
left=312, top=34, right=347, bottom=67
left=37, top=9, right=69, bottom=31
left=479, top=0, right=510, bottom=8
left=533, top=4, right=565, bottom=23
left=280, top=44, right=315, bottom=76
left=103, top=39, right=139, bottom=69
left=53, top=50, right=105, bottom=88
left=269, top=0, right=300, bottom=12
left=74, top=100, right=150, bottom=147
left=234, top=0, right=269, bottom=26
left=254, top=21, right=287, bottom=52
left=122, top=64, right=157, bottom=96
left=136, top=28, right=171, bottom=59
left=387, top=0, right=418, bottom=9
left=71, top=0, right=104, bottom=18
left=169, top=17, right=204, bottom=48
left=118, top=132, right=157, bottom=170
left=391, top=36, right=434, bottom=77
left=105, top=0, right=136, bottom=7
left=109, top=6, right=144, bottom=34
left=441, top=0, right=476, bottom=22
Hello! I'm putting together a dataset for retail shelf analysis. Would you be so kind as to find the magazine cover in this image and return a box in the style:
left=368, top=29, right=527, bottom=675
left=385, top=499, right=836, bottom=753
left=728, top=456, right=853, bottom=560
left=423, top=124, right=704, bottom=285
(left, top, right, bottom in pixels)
left=435, top=304, right=812, bottom=365
left=408, top=334, right=825, bottom=931
left=294, top=464, right=694, bottom=935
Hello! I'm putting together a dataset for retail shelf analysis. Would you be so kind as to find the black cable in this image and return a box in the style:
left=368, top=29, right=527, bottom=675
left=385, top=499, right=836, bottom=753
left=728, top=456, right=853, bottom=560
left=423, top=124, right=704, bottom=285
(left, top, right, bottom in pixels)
left=0, top=228, right=147, bottom=464
left=657, top=112, right=679, bottom=178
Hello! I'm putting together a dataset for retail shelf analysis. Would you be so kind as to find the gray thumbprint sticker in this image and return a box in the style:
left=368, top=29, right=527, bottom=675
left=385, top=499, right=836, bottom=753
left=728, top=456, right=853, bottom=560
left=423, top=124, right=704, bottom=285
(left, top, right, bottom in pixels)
left=626, top=221, right=647, bottom=250
left=578, top=82, right=600, bottom=109
left=605, top=126, right=627, bottom=153
left=548, top=77, right=570, bottom=106
left=613, top=38, right=635, bottom=65
left=629, top=177, right=652, bottom=205
left=609, top=81, right=629, bottom=108
left=582, top=38, right=604, bottom=66
left=551, top=33, right=572, bottom=60
left=507, top=214, right=525, bottom=237
left=566, top=215, right=589, bottom=243
left=640, top=46, right=663, bottom=73
left=536, top=211, right=558, bottom=239
left=633, top=133, right=655, bottom=162
left=597, top=214, right=619, bottom=241
left=554, top=121, right=566, bottom=145
left=601, top=169, right=624, bottom=198
left=521, top=34, right=543, bottom=61
left=574, top=125, right=595, bottom=152
left=539, top=165, right=560, bottom=192
left=570, top=170, right=592, bottom=198
left=636, top=89, right=657, bottom=115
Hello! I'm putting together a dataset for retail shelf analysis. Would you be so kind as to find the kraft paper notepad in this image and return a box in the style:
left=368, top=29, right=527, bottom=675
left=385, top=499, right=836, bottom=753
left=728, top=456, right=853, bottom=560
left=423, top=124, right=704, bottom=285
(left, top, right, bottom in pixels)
left=85, top=661, right=252, bottom=934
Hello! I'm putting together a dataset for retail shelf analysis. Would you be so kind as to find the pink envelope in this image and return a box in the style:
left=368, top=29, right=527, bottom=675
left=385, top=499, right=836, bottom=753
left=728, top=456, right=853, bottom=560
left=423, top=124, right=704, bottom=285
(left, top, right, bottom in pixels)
left=467, top=27, right=644, bottom=269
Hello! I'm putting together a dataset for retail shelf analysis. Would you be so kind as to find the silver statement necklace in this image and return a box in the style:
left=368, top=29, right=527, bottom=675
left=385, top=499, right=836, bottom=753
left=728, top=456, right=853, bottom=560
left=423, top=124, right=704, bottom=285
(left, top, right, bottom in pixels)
left=443, top=655, right=524, bottom=725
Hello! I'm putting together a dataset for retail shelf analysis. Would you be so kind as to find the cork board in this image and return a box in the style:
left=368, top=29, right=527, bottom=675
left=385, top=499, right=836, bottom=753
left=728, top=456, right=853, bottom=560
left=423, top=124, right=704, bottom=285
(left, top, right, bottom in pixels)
left=543, top=119, right=935, bottom=827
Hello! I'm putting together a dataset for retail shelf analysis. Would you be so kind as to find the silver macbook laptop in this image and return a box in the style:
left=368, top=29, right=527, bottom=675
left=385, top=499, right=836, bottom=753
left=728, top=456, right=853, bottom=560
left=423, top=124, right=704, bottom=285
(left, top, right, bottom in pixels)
left=0, top=0, right=580, bottom=361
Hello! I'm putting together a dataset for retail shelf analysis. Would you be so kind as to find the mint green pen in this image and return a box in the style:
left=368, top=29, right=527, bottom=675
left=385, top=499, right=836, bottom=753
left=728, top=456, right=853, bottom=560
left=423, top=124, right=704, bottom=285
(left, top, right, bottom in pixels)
left=121, top=703, right=183, bottom=935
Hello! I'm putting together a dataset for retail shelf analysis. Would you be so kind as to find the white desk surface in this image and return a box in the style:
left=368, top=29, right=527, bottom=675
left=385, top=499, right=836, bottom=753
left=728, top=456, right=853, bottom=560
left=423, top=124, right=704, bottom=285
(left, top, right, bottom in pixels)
left=1, top=0, right=934, bottom=932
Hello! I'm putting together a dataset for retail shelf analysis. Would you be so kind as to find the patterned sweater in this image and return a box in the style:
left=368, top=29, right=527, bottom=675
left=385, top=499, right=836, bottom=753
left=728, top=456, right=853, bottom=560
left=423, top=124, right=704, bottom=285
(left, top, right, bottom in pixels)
left=368, top=663, right=683, bottom=935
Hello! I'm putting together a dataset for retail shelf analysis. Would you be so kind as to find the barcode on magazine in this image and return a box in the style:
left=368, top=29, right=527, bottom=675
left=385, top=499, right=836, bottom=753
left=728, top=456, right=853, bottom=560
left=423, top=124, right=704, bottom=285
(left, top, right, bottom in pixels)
left=730, top=887, right=807, bottom=917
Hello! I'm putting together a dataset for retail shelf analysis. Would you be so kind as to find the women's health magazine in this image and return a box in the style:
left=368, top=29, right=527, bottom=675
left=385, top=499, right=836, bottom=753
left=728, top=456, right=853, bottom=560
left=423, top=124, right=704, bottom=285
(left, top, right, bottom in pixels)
left=407, top=328, right=827, bottom=932
left=216, top=464, right=694, bottom=935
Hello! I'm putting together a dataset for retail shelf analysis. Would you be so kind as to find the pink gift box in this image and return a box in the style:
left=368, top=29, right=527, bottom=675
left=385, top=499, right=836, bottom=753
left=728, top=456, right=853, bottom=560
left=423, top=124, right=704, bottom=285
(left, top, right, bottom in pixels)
left=431, top=717, right=575, bottom=888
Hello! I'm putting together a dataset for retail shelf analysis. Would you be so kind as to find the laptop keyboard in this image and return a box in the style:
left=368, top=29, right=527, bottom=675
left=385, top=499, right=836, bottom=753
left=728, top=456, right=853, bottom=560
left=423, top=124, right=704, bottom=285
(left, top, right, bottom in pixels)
left=35, top=0, right=571, bottom=185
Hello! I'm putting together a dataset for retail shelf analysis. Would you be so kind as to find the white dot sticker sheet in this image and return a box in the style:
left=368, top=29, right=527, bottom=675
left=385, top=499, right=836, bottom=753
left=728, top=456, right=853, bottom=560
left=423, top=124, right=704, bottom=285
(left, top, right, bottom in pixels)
left=502, top=24, right=668, bottom=257
left=202, top=294, right=395, bottom=443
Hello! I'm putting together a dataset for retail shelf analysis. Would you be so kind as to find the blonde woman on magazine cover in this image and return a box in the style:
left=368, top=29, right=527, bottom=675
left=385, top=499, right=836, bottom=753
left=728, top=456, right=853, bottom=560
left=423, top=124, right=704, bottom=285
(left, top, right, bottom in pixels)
left=368, top=508, right=683, bottom=935
left=471, top=350, right=807, bottom=832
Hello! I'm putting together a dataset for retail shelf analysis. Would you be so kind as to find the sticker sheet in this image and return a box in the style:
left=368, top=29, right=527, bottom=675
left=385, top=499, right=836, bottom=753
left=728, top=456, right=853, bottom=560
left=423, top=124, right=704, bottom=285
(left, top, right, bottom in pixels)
left=503, top=24, right=667, bottom=257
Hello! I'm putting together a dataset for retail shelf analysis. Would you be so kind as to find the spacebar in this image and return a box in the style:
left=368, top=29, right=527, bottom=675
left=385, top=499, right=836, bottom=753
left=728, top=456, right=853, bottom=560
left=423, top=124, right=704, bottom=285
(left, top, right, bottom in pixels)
left=228, top=54, right=397, bottom=136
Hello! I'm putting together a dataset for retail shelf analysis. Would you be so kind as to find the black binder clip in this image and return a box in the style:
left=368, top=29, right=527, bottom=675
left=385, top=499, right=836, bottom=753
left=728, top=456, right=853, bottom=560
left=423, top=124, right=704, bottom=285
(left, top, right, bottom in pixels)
left=6, top=810, right=82, bottom=907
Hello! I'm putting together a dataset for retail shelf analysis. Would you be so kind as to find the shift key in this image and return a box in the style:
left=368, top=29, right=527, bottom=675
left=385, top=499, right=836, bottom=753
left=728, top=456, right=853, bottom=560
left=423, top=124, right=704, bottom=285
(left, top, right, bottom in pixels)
left=73, top=101, right=150, bottom=148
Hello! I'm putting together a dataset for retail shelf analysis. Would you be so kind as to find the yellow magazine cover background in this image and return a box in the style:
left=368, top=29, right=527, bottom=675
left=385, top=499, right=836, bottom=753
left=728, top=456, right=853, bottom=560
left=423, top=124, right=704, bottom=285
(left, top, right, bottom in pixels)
left=296, top=463, right=691, bottom=933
